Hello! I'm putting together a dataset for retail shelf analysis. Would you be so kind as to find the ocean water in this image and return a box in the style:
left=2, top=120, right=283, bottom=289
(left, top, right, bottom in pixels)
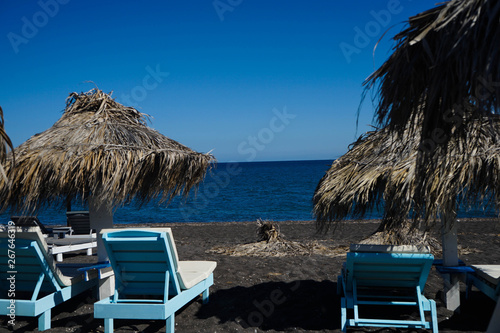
left=1, top=160, right=497, bottom=226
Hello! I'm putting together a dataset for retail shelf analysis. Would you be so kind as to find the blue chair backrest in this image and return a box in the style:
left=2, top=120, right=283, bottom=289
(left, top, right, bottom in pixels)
left=102, top=230, right=181, bottom=298
left=344, top=252, right=434, bottom=292
left=0, top=237, right=61, bottom=296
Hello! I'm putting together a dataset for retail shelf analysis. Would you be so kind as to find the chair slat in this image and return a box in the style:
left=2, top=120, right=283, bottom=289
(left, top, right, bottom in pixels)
left=113, top=251, right=166, bottom=262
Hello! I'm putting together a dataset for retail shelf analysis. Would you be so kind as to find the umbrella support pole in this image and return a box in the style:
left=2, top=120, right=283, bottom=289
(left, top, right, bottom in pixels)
left=89, top=198, right=115, bottom=300
left=441, top=212, right=461, bottom=312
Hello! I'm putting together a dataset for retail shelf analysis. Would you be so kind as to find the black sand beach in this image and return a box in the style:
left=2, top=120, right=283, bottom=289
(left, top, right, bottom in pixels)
left=2, top=218, right=499, bottom=333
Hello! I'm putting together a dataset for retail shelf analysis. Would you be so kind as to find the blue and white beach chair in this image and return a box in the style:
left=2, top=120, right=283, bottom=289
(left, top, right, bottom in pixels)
left=0, top=226, right=98, bottom=331
left=338, top=244, right=438, bottom=332
left=94, top=228, right=216, bottom=333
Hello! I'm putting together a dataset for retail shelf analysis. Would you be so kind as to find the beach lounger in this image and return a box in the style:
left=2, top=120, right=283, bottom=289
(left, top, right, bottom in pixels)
left=9, top=216, right=96, bottom=262
left=10, top=215, right=73, bottom=237
left=0, top=225, right=98, bottom=331
left=338, top=244, right=438, bottom=332
left=94, top=228, right=217, bottom=333
left=467, top=265, right=500, bottom=302
left=466, top=265, right=500, bottom=331
left=48, top=233, right=97, bottom=262
left=66, top=211, right=93, bottom=235
left=51, top=211, right=97, bottom=262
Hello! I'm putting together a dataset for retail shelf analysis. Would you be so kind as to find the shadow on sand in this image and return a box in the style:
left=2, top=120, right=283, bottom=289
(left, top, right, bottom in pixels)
left=197, top=280, right=339, bottom=331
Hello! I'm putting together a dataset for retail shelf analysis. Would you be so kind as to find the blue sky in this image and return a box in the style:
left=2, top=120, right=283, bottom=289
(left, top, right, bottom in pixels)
left=1, top=0, right=438, bottom=162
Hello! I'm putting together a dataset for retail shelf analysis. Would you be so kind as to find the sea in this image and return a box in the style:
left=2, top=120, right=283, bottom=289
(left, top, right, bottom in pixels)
left=1, top=160, right=498, bottom=226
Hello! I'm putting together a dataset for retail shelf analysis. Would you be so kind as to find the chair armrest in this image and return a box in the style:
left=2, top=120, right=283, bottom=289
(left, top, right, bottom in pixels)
left=435, top=265, right=475, bottom=274
left=51, top=227, right=74, bottom=238
left=77, top=261, right=113, bottom=281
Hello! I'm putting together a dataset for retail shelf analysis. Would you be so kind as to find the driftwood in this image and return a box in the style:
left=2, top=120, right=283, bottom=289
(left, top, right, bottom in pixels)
left=208, top=219, right=345, bottom=257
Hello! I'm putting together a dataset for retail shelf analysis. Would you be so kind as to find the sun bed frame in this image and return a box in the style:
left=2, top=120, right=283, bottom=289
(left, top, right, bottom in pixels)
left=48, top=234, right=97, bottom=262
left=0, top=226, right=98, bottom=331
left=66, top=211, right=92, bottom=235
left=9, top=216, right=96, bottom=262
left=338, top=244, right=438, bottom=332
left=93, top=228, right=216, bottom=333
left=10, top=216, right=73, bottom=237
left=467, top=265, right=500, bottom=302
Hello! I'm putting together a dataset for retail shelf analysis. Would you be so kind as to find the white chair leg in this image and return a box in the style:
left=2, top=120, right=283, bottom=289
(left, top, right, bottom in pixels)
left=86, top=248, right=92, bottom=256
left=56, top=253, right=63, bottom=262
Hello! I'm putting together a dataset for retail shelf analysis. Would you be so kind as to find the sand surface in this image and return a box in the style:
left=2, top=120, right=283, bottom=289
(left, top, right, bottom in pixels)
left=2, top=218, right=499, bottom=332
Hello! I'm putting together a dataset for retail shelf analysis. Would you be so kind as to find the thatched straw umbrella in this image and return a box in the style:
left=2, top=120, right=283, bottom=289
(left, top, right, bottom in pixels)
left=314, top=114, right=500, bottom=312
left=0, top=89, right=215, bottom=263
left=314, top=115, right=500, bottom=228
left=343, top=0, right=500, bottom=315
left=363, top=0, right=500, bottom=224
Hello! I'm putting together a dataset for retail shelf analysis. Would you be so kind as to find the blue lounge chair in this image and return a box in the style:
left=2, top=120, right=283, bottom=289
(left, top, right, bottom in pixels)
left=0, top=225, right=98, bottom=331
left=94, top=228, right=217, bottom=333
left=338, top=244, right=438, bottom=332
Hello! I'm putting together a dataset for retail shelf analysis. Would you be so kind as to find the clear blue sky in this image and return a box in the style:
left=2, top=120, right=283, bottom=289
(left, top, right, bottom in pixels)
left=1, top=0, right=438, bottom=162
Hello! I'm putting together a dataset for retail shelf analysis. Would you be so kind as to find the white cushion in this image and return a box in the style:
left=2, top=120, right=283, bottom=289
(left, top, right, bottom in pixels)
left=472, top=265, right=500, bottom=285
left=177, top=261, right=217, bottom=289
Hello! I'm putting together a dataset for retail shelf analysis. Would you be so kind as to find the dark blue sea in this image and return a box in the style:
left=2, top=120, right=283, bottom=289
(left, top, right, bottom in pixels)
left=1, top=160, right=498, bottom=226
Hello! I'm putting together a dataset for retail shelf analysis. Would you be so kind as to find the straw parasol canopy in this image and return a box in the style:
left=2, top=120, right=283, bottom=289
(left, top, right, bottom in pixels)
left=313, top=115, right=500, bottom=313
left=321, top=0, right=500, bottom=314
left=0, top=106, right=14, bottom=183
left=0, top=88, right=215, bottom=214
left=337, top=0, right=500, bottom=236
left=365, top=0, right=500, bottom=140
left=313, top=114, right=500, bottom=233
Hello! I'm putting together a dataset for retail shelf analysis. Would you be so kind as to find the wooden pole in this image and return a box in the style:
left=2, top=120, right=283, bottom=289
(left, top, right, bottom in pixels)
left=66, top=196, right=71, bottom=213
left=441, top=209, right=461, bottom=312
left=89, top=197, right=114, bottom=299
left=89, top=198, right=114, bottom=262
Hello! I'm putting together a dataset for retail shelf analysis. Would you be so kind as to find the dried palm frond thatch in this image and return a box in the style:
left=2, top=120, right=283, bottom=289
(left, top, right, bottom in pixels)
left=365, top=0, right=500, bottom=139
left=0, top=89, right=214, bottom=213
left=359, top=218, right=442, bottom=254
left=337, top=0, right=500, bottom=247
left=314, top=115, right=500, bottom=234
left=0, top=106, right=14, bottom=183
